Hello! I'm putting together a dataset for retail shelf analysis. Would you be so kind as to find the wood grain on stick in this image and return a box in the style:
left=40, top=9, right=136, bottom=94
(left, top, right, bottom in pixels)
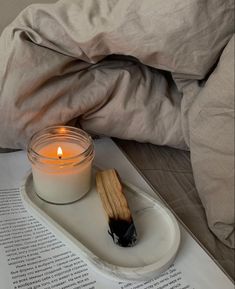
left=96, top=169, right=137, bottom=247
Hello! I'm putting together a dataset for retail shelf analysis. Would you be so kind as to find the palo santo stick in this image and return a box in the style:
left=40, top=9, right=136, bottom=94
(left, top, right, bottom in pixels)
left=96, top=169, right=137, bottom=247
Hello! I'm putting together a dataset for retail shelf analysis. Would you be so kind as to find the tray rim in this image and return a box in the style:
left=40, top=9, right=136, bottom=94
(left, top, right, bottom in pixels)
left=20, top=172, right=181, bottom=281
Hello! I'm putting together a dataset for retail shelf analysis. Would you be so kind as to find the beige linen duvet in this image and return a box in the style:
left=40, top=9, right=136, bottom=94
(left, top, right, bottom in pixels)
left=0, top=0, right=234, bottom=248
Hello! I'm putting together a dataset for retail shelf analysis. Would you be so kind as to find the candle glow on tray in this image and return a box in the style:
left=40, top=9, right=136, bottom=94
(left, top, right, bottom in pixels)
left=27, top=126, right=94, bottom=204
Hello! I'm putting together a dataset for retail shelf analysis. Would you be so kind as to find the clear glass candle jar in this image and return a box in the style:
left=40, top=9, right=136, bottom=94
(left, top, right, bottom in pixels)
left=27, top=126, right=94, bottom=204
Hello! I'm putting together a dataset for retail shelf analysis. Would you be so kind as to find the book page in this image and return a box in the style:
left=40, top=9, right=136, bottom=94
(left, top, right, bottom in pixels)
left=0, top=138, right=233, bottom=289
left=0, top=190, right=191, bottom=289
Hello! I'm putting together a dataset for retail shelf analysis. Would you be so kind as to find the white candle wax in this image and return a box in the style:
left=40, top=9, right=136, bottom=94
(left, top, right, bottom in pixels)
left=31, top=142, right=92, bottom=204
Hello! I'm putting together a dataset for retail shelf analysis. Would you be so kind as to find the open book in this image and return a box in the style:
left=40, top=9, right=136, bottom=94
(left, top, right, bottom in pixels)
left=0, top=138, right=233, bottom=289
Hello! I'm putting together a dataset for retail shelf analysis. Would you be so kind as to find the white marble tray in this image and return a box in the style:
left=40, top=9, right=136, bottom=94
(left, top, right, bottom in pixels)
left=20, top=172, right=181, bottom=281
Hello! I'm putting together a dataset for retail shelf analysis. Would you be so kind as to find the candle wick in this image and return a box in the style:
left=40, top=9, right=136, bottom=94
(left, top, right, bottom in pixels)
left=59, top=156, right=62, bottom=159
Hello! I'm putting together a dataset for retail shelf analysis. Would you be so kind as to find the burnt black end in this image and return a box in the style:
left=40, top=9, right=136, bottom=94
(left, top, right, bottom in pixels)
left=108, top=218, right=137, bottom=247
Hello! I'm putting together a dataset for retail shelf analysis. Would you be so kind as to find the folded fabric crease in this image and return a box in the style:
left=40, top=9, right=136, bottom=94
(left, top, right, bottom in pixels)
left=0, top=0, right=234, bottom=248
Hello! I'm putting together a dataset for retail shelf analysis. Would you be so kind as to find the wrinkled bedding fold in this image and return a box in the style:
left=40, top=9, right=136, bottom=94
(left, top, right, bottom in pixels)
left=0, top=0, right=234, bottom=247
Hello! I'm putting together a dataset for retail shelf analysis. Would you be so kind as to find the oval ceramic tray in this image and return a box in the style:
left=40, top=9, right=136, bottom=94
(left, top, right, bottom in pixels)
left=20, top=172, right=181, bottom=281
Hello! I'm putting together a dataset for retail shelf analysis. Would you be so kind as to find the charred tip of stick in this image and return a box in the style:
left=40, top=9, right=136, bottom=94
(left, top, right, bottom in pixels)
left=108, top=218, right=137, bottom=247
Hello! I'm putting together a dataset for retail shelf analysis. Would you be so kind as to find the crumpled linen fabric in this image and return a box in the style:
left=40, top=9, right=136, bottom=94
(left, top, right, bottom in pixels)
left=0, top=0, right=234, bottom=247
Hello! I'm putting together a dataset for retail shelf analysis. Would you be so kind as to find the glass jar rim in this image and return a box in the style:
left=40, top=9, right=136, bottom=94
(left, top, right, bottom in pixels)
left=27, top=126, right=94, bottom=162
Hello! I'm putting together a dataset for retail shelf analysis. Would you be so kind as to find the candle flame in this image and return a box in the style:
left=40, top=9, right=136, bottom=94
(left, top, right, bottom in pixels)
left=57, top=146, right=63, bottom=159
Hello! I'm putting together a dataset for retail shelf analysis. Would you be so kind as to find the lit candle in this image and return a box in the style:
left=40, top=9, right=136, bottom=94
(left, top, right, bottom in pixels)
left=57, top=146, right=63, bottom=159
left=27, top=126, right=94, bottom=204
